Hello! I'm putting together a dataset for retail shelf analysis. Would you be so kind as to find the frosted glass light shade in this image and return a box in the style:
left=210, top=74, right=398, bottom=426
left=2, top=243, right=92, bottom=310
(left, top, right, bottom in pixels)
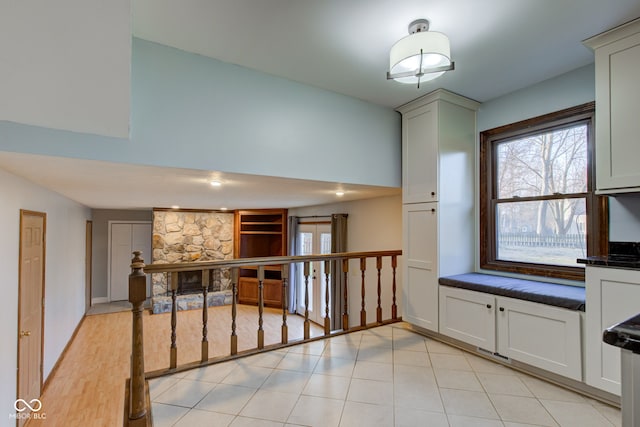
left=389, top=31, right=451, bottom=83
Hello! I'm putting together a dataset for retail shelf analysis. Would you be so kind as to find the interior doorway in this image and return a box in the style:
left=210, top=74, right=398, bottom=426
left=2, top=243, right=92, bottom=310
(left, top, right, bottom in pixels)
left=296, top=223, right=331, bottom=324
left=17, top=210, right=46, bottom=426
left=108, top=222, right=151, bottom=302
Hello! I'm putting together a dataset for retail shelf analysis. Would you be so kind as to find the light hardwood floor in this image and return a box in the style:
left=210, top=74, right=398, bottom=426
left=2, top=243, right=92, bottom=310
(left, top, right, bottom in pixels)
left=27, top=305, right=322, bottom=427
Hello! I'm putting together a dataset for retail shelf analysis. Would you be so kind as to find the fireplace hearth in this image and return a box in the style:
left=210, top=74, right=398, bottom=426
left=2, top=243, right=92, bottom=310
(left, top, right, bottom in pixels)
left=176, top=270, right=215, bottom=295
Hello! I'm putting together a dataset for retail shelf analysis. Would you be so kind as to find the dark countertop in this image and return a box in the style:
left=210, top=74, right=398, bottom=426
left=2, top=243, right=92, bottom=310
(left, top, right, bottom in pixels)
left=578, top=255, right=640, bottom=269
left=577, top=241, right=640, bottom=270
left=603, top=312, right=640, bottom=354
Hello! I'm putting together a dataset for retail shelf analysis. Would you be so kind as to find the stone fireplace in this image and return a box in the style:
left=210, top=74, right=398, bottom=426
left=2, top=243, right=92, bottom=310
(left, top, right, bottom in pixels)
left=151, top=210, right=234, bottom=314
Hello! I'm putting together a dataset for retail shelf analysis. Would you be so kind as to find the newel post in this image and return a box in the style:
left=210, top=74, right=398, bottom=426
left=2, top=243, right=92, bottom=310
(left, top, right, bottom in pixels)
left=127, top=251, right=151, bottom=426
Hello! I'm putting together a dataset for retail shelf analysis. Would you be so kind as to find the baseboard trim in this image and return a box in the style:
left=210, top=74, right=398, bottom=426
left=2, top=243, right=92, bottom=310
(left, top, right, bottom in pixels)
left=42, top=314, right=87, bottom=393
left=92, top=297, right=109, bottom=305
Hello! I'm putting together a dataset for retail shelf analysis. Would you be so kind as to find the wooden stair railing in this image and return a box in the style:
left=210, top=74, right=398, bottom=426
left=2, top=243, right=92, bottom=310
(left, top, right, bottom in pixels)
left=125, top=249, right=401, bottom=427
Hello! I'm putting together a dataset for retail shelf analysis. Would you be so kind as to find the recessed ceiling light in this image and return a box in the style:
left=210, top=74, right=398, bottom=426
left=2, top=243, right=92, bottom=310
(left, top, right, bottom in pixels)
left=220, top=207, right=228, bottom=211
left=210, top=180, right=222, bottom=187
left=336, top=191, right=345, bottom=197
left=171, top=205, right=180, bottom=209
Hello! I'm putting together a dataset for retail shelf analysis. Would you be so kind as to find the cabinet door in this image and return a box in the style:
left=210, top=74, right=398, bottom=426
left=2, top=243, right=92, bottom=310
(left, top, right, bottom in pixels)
left=439, top=286, right=495, bottom=351
left=496, top=296, right=582, bottom=381
left=594, top=32, right=640, bottom=192
left=402, top=203, right=438, bottom=331
left=402, top=103, right=438, bottom=203
left=586, top=266, right=640, bottom=395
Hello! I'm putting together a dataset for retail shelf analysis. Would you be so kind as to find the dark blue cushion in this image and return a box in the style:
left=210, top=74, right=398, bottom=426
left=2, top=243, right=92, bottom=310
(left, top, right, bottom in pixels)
left=439, top=273, right=585, bottom=311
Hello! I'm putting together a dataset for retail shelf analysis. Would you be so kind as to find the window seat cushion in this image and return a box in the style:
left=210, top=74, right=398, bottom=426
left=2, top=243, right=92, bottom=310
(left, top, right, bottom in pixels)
left=438, top=273, right=585, bottom=311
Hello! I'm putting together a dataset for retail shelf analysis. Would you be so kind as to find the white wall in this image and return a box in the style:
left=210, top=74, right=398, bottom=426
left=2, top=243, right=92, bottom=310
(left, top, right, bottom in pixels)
left=289, top=194, right=403, bottom=327
left=0, top=0, right=131, bottom=138
left=0, top=167, right=90, bottom=414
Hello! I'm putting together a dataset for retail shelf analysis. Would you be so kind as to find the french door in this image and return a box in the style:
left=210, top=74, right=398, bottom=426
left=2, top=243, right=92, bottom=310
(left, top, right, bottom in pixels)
left=296, top=223, right=331, bottom=324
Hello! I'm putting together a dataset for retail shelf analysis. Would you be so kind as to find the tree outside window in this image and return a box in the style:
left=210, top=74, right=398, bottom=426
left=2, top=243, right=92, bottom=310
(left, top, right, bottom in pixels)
left=480, top=103, right=607, bottom=280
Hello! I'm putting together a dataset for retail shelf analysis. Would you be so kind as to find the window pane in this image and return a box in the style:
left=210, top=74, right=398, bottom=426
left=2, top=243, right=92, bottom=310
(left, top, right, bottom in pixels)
left=496, top=199, right=587, bottom=267
left=496, top=124, right=588, bottom=199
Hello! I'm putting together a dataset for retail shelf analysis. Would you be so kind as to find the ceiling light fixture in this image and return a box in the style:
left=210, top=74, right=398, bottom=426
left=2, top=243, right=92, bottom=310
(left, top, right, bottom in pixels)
left=336, top=191, right=345, bottom=197
left=387, top=19, right=454, bottom=88
left=210, top=180, right=222, bottom=187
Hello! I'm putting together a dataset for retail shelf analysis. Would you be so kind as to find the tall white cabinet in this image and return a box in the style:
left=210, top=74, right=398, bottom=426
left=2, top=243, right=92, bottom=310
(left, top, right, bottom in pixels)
left=399, top=90, right=479, bottom=332
left=584, top=18, right=640, bottom=193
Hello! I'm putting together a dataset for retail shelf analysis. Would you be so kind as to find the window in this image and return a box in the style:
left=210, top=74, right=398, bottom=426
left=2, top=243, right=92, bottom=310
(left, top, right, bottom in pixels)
left=480, top=103, right=607, bottom=281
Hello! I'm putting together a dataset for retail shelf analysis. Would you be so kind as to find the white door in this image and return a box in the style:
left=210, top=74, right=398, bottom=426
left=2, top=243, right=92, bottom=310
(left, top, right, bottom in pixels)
left=110, top=222, right=151, bottom=302
left=296, top=224, right=331, bottom=324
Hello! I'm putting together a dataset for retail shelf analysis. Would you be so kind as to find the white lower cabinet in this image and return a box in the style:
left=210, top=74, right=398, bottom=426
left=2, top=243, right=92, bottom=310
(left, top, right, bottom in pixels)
left=439, top=286, right=495, bottom=351
left=439, top=286, right=583, bottom=381
left=586, top=266, right=640, bottom=396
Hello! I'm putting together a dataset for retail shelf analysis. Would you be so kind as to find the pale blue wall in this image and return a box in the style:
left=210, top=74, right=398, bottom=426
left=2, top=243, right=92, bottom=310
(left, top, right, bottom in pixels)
left=0, top=38, right=401, bottom=188
left=477, top=63, right=640, bottom=244
left=478, top=64, right=595, bottom=132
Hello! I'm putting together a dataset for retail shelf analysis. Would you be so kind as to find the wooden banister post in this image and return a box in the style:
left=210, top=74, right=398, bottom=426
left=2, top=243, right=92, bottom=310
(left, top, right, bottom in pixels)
left=324, top=259, right=331, bottom=335
left=360, top=257, right=367, bottom=327
left=230, top=268, right=238, bottom=355
left=376, top=256, right=383, bottom=323
left=127, top=251, right=150, bottom=426
left=391, top=255, right=398, bottom=320
left=257, top=266, right=265, bottom=349
left=169, top=272, right=178, bottom=369
left=281, top=264, right=289, bottom=344
left=342, top=259, right=349, bottom=331
left=303, top=261, right=311, bottom=340
left=201, top=269, right=210, bottom=363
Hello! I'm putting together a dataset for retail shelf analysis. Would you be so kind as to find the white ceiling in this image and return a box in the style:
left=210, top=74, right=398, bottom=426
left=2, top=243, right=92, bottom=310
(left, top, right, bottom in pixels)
left=134, top=0, right=640, bottom=107
left=0, top=153, right=399, bottom=210
left=4, top=1, right=640, bottom=211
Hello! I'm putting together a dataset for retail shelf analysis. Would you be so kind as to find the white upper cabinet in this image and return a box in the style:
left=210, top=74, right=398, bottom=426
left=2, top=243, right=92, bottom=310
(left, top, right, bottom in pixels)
left=584, top=18, right=640, bottom=193
left=398, top=89, right=480, bottom=205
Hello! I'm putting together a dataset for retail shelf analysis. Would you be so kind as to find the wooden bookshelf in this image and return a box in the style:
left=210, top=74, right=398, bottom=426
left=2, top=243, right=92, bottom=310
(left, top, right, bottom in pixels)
left=234, top=209, right=287, bottom=307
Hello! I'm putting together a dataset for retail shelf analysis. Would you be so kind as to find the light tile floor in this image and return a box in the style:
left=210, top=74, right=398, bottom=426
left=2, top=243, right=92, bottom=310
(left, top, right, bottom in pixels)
left=150, top=323, right=621, bottom=427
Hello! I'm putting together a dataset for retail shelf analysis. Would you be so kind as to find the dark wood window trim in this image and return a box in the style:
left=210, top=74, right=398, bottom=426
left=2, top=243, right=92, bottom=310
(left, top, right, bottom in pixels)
left=479, top=102, right=608, bottom=281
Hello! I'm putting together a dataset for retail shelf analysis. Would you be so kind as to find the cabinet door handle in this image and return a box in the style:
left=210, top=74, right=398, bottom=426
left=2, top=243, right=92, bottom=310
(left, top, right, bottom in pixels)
left=499, top=307, right=505, bottom=312
left=486, top=304, right=492, bottom=309
left=431, top=208, right=436, bottom=213
left=431, top=192, right=436, bottom=196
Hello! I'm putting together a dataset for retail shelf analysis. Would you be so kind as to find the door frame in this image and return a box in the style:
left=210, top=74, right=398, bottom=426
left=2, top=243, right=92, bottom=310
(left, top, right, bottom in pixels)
left=107, top=220, right=152, bottom=302
left=17, top=210, right=46, bottom=407
left=85, top=220, right=92, bottom=312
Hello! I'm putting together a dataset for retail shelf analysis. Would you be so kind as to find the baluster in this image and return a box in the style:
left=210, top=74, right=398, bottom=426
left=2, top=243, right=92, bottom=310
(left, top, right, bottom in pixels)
left=391, top=255, right=398, bottom=320
left=201, top=269, right=209, bottom=363
left=128, top=251, right=148, bottom=423
left=303, top=261, right=311, bottom=340
left=342, top=259, right=349, bottom=331
left=230, top=268, right=238, bottom=355
left=376, top=256, right=383, bottom=323
left=257, top=266, right=265, bottom=349
left=360, top=257, right=367, bottom=327
left=324, top=259, right=331, bottom=335
left=281, top=265, right=289, bottom=344
left=170, top=271, right=178, bottom=369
